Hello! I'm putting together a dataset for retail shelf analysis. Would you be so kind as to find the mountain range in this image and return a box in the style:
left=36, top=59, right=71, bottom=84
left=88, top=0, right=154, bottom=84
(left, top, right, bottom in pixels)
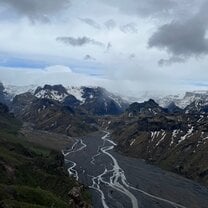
left=1, top=82, right=208, bottom=187
left=109, top=99, right=208, bottom=186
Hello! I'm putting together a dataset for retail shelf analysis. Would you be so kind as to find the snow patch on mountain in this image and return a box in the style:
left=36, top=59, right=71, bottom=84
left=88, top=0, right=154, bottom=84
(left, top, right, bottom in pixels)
left=4, top=85, right=37, bottom=100
left=66, top=86, right=85, bottom=102
left=35, top=89, right=68, bottom=102
left=157, top=91, right=208, bottom=109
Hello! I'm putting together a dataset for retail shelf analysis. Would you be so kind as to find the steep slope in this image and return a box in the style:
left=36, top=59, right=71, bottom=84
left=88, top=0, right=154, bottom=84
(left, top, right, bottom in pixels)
left=166, top=102, right=183, bottom=114
left=184, top=99, right=208, bottom=114
left=12, top=93, right=97, bottom=137
left=126, top=99, right=168, bottom=117
left=6, top=84, right=129, bottom=116
left=0, top=102, right=91, bottom=208
left=80, top=87, right=128, bottom=115
left=109, top=99, right=208, bottom=186
left=34, top=84, right=69, bottom=102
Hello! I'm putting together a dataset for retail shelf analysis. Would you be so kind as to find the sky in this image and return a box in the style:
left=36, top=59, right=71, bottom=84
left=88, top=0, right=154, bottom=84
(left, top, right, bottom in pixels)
left=0, top=0, right=208, bottom=97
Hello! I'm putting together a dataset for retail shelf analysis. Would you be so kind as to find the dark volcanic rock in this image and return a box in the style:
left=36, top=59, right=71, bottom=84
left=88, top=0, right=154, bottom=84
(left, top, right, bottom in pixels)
left=167, top=102, right=183, bottom=114
left=35, top=84, right=68, bottom=95
left=33, top=85, right=128, bottom=116
left=80, top=87, right=128, bottom=116
left=63, top=94, right=81, bottom=108
left=185, top=100, right=208, bottom=114
left=126, top=99, right=167, bottom=117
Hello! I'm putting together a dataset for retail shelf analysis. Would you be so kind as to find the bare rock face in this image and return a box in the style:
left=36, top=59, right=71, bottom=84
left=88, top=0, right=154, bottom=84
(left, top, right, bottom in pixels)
left=126, top=99, right=168, bottom=117
left=80, top=87, right=129, bottom=115
left=68, top=186, right=92, bottom=208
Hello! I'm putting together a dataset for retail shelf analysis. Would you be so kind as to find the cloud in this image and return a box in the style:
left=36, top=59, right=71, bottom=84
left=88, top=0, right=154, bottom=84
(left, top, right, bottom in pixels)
left=129, top=53, right=136, bottom=59
left=0, top=0, right=70, bottom=22
left=79, top=18, right=100, bottom=29
left=148, top=0, right=208, bottom=64
left=104, top=19, right=116, bottom=30
left=84, top=54, right=96, bottom=61
left=0, top=64, right=186, bottom=97
left=0, top=65, right=102, bottom=86
left=120, top=23, right=138, bottom=34
left=1, top=0, right=208, bottom=95
left=148, top=19, right=208, bottom=57
left=43, top=65, right=72, bottom=73
left=101, top=0, right=177, bottom=17
left=105, top=42, right=112, bottom=52
left=158, top=57, right=186, bottom=66
left=56, top=36, right=104, bottom=47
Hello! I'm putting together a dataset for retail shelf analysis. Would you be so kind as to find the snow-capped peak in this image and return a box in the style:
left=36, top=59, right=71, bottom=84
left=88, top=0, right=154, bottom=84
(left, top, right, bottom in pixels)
left=34, top=85, right=69, bottom=102
left=35, top=89, right=68, bottom=102
left=156, top=91, right=208, bottom=109
left=66, top=86, right=85, bottom=102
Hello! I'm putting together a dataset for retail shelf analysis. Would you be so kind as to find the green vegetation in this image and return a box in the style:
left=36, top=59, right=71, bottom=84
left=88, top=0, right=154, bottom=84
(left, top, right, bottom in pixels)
left=0, top=104, right=91, bottom=207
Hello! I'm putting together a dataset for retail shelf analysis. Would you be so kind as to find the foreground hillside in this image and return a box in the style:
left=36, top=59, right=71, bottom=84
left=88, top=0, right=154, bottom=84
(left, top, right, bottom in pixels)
left=109, top=99, right=208, bottom=187
left=0, top=103, right=91, bottom=208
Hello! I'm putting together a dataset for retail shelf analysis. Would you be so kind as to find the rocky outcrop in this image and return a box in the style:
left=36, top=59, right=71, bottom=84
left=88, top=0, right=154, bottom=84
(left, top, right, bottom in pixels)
left=167, top=102, right=183, bottom=114
left=68, top=186, right=92, bottom=208
left=126, top=99, right=168, bottom=117
left=184, top=99, right=208, bottom=114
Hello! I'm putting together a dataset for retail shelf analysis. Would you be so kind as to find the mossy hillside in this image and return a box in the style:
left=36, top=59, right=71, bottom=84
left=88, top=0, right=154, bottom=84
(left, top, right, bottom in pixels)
left=0, top=103, right=91, bottom=207
left=0, top=184, right=68, bottom=208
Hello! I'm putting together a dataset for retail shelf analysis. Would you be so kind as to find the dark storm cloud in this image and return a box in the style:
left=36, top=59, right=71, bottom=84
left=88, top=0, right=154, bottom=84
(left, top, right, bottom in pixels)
left=148, top=0, right=208, bottom=64
left=149, top=19, right=208, bottom=57
left=101, top=0, right=177, bottom=17
left=0, top=0, right=70, bottom=22
left=56, top=36, right=104, bottom=47
left=79, top=18, right=100, bottom=29
left=158, top=57, right=186, bottom=66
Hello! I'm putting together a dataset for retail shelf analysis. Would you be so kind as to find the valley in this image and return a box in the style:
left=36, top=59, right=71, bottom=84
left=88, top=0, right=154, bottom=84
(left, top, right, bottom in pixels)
left=63, top=131, right=208, bottom=208
left=1, top=82, right=208, bottom=207
left=1, top=1, right=208, bottom=207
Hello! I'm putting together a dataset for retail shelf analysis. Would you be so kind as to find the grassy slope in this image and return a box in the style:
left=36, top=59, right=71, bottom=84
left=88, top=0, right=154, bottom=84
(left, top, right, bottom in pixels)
left=0, top=108, right=91, bottom=208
